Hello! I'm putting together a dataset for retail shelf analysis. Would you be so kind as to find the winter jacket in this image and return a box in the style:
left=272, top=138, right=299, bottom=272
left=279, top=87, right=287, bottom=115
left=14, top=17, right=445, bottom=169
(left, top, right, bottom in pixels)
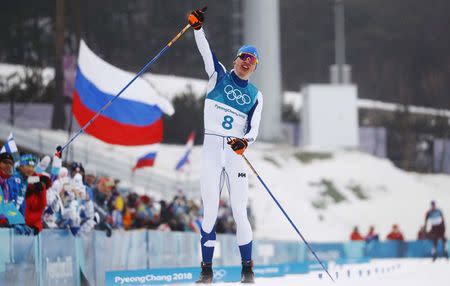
left=23, top=174, right=47, bottom=233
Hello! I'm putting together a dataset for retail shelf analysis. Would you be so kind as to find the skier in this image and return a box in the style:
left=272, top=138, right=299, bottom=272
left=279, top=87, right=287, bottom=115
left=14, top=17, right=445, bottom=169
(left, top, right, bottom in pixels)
left=424, top=200, right=448, bottom=261
left=188, top=7, right=263, bottom=284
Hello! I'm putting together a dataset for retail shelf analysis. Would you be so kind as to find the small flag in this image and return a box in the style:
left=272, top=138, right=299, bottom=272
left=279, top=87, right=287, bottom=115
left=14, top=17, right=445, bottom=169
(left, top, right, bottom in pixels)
left=175, top=131, right=195, bottom=171
left=1, top=133, right=18, bottom=154
left=132, top=151, right=157, bottom=172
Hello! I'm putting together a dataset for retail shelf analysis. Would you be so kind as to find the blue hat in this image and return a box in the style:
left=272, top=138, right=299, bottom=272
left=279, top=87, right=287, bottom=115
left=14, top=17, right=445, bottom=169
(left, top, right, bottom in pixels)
left=19, top=154, right=37, bottom=167
left=237, top=45, right=259, bottom=63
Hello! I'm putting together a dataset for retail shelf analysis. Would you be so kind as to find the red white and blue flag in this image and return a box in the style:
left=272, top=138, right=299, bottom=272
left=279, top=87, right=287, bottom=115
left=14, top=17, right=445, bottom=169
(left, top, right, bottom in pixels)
left=175, top=131, right=196, bottom=171
left=72, top=40, right=174, bottom=146
left=132, top=151, right=157, bottom=172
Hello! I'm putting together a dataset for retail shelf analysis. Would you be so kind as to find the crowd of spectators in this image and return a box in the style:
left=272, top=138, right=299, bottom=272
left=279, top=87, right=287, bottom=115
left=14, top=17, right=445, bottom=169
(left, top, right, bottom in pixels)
left=350, top=224, right=405, bottom=242
left=0, top=152, right=253, bottom=237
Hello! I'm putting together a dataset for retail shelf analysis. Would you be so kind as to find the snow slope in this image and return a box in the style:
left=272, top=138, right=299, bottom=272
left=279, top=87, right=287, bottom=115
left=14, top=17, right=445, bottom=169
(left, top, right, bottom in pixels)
left=242, top=144, right=450, bottom=242
left=184, top=259, right=450, bottom=286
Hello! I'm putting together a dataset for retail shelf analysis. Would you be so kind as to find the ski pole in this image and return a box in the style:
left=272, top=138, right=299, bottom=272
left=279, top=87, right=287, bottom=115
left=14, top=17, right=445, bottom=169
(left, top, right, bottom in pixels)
left=242, top=154, right=335, bottom=283
left=56, top=7, right=207, bottom=155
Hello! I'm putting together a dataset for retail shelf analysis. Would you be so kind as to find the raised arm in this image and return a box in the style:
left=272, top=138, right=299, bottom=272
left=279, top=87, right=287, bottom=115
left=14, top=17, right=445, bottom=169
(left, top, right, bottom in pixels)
left=189, top=7, right=225, bottom=80
left=194, top=28, right=226, bottom=79
left=194, top=29, right=216, bottom=77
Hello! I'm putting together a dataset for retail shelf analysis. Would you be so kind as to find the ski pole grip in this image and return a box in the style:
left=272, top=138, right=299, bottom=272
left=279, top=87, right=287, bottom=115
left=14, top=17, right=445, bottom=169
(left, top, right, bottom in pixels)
left=55, top=145, right=62, bottom=159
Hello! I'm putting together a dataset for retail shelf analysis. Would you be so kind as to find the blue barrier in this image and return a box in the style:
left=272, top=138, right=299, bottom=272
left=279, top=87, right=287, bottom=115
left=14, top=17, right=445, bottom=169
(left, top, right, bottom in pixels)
left=40, top=229, right=79, bottom=286
left=1, top=228, right=39, bottom=286
left=1, top=228, right=449, bottom=286
left=105, top=264, right=290, bottom=285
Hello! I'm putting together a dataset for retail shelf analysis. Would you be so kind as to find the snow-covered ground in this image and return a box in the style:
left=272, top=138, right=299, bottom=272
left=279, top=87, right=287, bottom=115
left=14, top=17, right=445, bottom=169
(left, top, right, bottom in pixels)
left=177, top=259, right=450, bottom=286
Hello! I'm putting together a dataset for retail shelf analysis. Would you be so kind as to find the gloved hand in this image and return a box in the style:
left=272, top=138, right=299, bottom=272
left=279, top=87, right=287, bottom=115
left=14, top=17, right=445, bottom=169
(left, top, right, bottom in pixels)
left=14, top=224, right=33, bottom=235
left=55, top=146, right=62, bottom=159
left=188, top=6, right=207, bottom=30
left=39, top=174, right=52, bottom=189
left=227, top=138, right=248, bottom=155
left=26, top=177, right=44, bottom=195
left=70, top=226, right=80, bottom=236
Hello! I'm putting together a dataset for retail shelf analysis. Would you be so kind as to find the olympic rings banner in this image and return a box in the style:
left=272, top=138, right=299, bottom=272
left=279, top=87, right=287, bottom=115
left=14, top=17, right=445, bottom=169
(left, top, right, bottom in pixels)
left=105, top=264, right=289, bottom=285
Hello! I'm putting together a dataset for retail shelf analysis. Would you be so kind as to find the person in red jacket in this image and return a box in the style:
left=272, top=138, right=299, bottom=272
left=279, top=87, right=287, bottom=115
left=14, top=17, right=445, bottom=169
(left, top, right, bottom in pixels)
left=350, top=226, right=364, bottom=241
left=24, top=173, right=50, bottom=234
left=386, top=224, right=405, bottom=241
left=14, top=154, right=51, bottom=234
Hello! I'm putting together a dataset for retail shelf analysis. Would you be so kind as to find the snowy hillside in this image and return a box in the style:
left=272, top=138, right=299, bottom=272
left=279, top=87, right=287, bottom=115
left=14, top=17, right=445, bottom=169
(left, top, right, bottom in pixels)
left=240, top=144, right=450, bottom=242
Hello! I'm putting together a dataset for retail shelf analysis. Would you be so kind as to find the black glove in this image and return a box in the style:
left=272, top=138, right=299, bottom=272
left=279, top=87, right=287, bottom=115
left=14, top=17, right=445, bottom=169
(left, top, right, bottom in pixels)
left=55, top=145, right=62, bottom=159
left=227, top=138, right=248, bottom=155
left=188, top=6, right=207, bottom=30
left=33, top=182, right=44, bottom=193
left=39, top=175, right=52, bottom=189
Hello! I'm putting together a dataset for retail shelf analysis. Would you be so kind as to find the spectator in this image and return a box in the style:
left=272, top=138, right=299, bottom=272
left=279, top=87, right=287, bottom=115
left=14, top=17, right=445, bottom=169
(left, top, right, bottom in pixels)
left=424, top=200, right=448, bottom=260
left=0, top=152, right=15, bottom=205
left=94, top=177, right=114, bottom=212
left=60, top=174, right=82, bottom=235
left=12, top=154, right=49, bottom=234
left=78, top=188, right=98, bottom=236
left=44, top=166, right=71, bottom=228
left=365, top=225, right=379, bottom=242
left=0, top=152, right=25, bottom=228
left=70, top=162, right=85, bottom=178
left=84, top=165, right=97, bottom=201
left=386, top=224, right=405, bottom=241
left=417, top=226, right=428, bottom=240
left=350, top=226, right=364, bottom=241
left=8, top=154, right=33, bottom=214
left=110, top=193, right=124, bottom=229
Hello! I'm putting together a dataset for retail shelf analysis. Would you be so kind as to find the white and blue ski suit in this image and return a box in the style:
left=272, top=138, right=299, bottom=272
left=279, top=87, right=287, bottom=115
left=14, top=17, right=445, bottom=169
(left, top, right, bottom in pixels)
left=194, top=28, right=263, bottom=263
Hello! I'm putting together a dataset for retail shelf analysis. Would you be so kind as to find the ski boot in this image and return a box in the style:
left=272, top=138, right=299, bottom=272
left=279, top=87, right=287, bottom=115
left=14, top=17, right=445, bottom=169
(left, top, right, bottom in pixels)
left=241, top=260, right=255, bottom=283
left=196, top=262, right=213, bottom=284
left=444, top=250, right=449, bottom=260
left=432, top=250, right=438, bottom=262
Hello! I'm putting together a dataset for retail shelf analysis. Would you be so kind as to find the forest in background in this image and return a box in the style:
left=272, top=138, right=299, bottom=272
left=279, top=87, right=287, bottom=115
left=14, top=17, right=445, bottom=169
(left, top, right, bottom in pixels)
left=1, top=0, right=449, bottom=108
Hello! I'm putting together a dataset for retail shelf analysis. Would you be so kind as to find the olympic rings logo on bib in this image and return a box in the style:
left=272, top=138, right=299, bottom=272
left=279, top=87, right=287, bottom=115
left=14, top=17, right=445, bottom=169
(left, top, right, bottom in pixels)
left=224, top=85, right=251, bottom=105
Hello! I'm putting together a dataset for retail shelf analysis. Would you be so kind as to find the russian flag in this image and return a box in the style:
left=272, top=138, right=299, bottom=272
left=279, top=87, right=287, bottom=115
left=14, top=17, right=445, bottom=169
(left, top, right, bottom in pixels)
left=175, top=131, right=196, bottom=171
left=133, top=151, right=157, bottom=172
left=1, top=133, right=18, bottom=154
left=72, top=40, right=174, bottom=146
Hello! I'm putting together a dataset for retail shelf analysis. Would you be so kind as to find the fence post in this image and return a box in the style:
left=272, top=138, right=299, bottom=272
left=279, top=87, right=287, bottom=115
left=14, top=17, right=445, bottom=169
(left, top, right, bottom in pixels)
left=74, top=237, right=81, bottom=286
left=34, top=233, right=43, bottom=286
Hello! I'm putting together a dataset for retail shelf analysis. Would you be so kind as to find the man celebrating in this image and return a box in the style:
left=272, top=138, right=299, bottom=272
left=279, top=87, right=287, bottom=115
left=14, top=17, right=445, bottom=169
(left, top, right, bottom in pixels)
left=425, top=200, right=448, bottom=261
left=188, top=7, right=263, bottom=284
left=8, top=154, right=49, bottom=234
